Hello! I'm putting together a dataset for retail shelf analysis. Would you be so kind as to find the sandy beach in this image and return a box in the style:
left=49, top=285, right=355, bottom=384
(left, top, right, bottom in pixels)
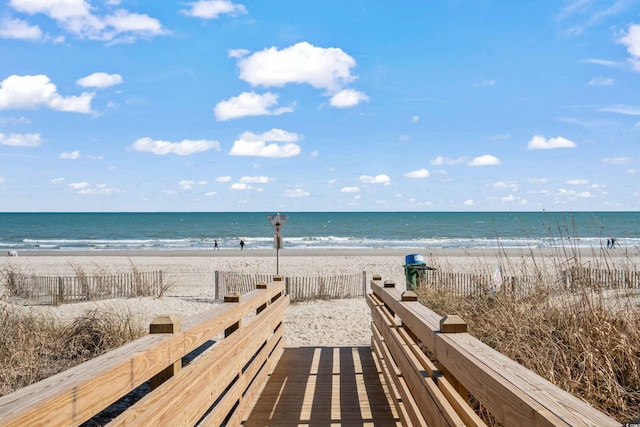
left=2, top=247, right=638, bottom=347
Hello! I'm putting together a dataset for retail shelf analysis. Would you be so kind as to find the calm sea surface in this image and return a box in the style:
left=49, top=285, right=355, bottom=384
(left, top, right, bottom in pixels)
left=1, top=212, right=639, bottom=252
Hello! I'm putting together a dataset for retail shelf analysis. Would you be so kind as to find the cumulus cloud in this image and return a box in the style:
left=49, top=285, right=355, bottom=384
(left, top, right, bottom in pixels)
left=0, top=132, right=41, bottom=147
left=214, top=91, right=293, bottom=121
left=239, top=176, right=271, bottom=184
left=587, top=76, right=613, bottom=86
left=7, top=0, right=166, bottom=43
left=0, top=17, right=42, bottom=40
left=233, top=42, right=360, bottom=94
left=468, top=154, right=500, bottom=166
left=131, top=137, right=220, bottom=155
left=60, top=150, right=80, bottom=159
left=216, top=176, right=232, bottom=182
left=404, top=168, right=430, bottom=179
left=0, top=75, right=94, bottom=113
left=493, top=181, right=518, bottom=191
left=230, top=183, right=250, bottom=190
left=617, top=24, right=640, bottom=71
left=76, top=72, right=123, bottom=88
left=329, top=89, right=369, bottom=108
left=566, top=179, right=588, bottom=185
left=341, top=186, right=359, bottom=193
left=527, top=135, right=577, bottom=150
left=181, top=0, right=247, bottom=19
left=431, top=155, right=466, bottom=166
left=67, top=181, right=119, bottom=195
left=360, top=174, right=390, bottom=184
left=229, top=128, right=301, bottom=158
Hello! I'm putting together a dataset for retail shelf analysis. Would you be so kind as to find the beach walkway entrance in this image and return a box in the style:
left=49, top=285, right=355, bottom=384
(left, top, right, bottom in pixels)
left=242, top=346, right=400, bottom=426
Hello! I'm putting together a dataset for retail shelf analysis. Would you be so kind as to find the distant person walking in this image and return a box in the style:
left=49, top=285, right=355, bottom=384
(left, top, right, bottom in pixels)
left=213, top=239, right=219, bottom=250
left=240, top=239, right=245, bottom=251
left=611, top=237, right=616, bottom=249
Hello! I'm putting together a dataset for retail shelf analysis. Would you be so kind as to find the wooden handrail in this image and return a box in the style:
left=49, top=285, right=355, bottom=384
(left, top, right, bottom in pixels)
left=368, top=277, right=619, bottom=427
left=0, top=280, right=287, bottom=427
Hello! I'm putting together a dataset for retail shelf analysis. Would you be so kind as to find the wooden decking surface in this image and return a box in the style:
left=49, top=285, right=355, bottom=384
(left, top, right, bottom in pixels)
left=243, top=346, right=401, bottom=426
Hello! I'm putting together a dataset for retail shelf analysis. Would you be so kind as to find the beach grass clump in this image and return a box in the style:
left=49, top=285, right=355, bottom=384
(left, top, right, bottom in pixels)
left=0, top=302, right=145, bottom=397
left=415, top=266, right=640, bottom=422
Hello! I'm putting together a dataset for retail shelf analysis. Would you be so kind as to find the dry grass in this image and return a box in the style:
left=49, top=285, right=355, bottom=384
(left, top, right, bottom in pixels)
left=0, top=300, right=145, bottom=397
left=415, top=254, right=640, bottom=423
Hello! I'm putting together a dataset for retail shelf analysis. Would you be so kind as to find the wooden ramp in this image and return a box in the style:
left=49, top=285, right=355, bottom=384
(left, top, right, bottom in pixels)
left=243, top=346, right=401, bottom=426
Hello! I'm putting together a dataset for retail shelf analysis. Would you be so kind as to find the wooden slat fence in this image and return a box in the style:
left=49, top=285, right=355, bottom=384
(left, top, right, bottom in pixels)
left=215, top=271, right=367, bottom=302
left=564, top=266, right=640, bottom=290
left=6, top=271, right=164, bottom=305
left=420, top=271, right=546, bottom=297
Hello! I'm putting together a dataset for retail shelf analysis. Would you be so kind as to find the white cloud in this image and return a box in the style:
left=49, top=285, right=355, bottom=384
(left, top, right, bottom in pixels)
left=341, top=186, right=360, bottom=193
left=603, top=157, right=631, bottom=164
left=239, top=176, right=271, bottom=184
left=8, top=0, right=166, bottom=42
left=527, top=135, right=577, bottom=150
left=131, top=137, right=220, bottom=155
left=329, top=89, right=369, bottom=108
left=587, top=76, right=613, bottom=86
left=599, top=104, right=640, bottom=115
left=234, top=42, right=357, bottom=93
left=181, top=0, right=247, bottom=19
left=179, top=180, right=195, bottom=190
left=529, top=177, right=548, bottom=184
left=214, top=91, right=293, bottom=121
left=411, top=116, right=419, bottom=123
left=431, top=155, right=466, bottom=166
left=404, top=168, right=430, bottom=179
left=285, top=188, right=310, bottom=198
left=566, top=179, right=588, bottom=185
left=60, top=150, right=80, bottom=159
left=0, top=17, right=42, bottom=40
left=68, top=181, right=90, bottom=189
left=76, top=183, right=120, bottom=195
left=464, top=199, right=474, bottom=206
left=493, top=181, right=518, bottom=191
left=76, top=72, right=123, bottom=88
left=229, top=128, right=301, bottom=158
left=0, top=75, right=94, bottom=113
left=468, top=154, right=500, bottom=166
left=0, top=132, right=41, bottom=147
left=230, top=183, right=250, bottom=190
left=216, top=176, right=232, bottom=182
left=360, top=174, right=390, bottom=184
left=617, top=24, right=640, bottom=71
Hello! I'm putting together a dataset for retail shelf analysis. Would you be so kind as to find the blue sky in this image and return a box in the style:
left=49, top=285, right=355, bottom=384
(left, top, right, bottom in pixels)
left=0, top=0, right=639, bottom=212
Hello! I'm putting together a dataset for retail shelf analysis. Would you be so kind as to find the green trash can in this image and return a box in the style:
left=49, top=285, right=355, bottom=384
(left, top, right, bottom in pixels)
left=403, top=254, right=433, bottom=291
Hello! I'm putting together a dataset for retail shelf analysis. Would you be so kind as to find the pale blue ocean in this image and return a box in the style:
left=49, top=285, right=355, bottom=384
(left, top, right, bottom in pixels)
left=1, top=212, right=639, bottom=252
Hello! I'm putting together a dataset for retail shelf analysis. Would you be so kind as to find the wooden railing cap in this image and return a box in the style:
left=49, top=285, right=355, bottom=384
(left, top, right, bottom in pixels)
left=149, top=315, right=181, bottom=334
left=383, top=280, right=395, bottom=288
left=401, top=291, right=418, bottom=301
left=439, top=314, right=467, bottom=333
left=224, top=292, right=241, bottom=302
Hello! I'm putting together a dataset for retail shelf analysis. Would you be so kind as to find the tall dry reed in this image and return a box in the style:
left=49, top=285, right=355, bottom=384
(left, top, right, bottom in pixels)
left=0, top=301, right=145, bottom=397
left=416, top=256, right=640, bottom=423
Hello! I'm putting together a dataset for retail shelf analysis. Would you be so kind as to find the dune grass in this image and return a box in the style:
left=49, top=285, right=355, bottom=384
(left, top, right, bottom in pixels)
left=0, top=301, right=145, bottom=397
left=416, top=250, right=640, bottom=423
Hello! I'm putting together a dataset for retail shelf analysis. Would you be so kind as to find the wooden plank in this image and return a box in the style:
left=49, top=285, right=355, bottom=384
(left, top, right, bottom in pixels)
left=110, top=295, right=288, bottom=426
left=371, top=300, right=466, bottom=426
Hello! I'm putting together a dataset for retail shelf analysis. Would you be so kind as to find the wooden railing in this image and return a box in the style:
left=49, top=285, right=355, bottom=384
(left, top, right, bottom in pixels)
left=367, top=275, right=619, bottom=427
left=0, top=279, right=287, bottom=427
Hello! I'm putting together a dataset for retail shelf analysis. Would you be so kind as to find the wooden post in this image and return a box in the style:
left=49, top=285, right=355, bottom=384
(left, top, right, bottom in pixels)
left=384, top=280, right=395, bottom=288
left=224, top=292, right=241, bottom=337
left=401, top=291, right=418, bottom=302
left=439, top=314, right=467, bottom=333
left=149, top=315, right=181, bottom=390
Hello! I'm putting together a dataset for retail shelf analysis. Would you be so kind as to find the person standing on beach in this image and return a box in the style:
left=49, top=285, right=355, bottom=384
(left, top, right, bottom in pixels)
left=611, top=238, right=616, bottom=249
left=240, top=239, right=245, bottom=250
left=213, top=240, right=219, bottom=250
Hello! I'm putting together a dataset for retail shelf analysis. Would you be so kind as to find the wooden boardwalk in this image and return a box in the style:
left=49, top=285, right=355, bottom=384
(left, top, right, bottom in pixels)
left=243, top=346, right=401, bottom=426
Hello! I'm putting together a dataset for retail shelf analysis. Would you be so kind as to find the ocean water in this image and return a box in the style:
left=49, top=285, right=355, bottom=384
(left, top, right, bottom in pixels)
left=1, top=212, right=639, bottom=252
